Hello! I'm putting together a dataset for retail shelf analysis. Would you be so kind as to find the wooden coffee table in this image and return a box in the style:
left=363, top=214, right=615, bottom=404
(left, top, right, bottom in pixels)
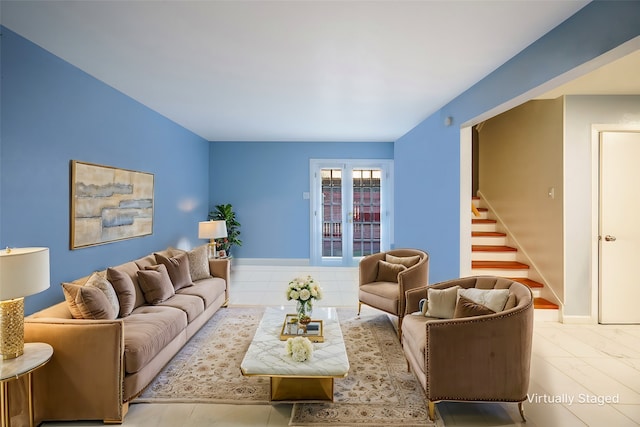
left=240, top=306, right=349, bottom=402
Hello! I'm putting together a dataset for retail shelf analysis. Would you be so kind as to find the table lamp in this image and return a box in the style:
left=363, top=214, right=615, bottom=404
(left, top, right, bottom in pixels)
left=0, top=247, right=50, bottom=359
left=198, top=220, right=227, bottom=258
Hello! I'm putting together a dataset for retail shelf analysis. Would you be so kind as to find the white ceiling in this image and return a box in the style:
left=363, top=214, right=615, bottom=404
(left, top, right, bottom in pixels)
left=1, top=0, right=610, bottom=142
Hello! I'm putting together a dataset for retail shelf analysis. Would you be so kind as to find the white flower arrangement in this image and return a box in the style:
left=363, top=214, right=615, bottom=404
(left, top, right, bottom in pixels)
left=286, top=275, right=323, bottom=313
left=286, top=336, right=314, bottom=362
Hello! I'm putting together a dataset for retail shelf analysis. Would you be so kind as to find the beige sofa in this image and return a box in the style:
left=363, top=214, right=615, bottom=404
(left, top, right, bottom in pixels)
left=401, top=276, right=533, bottom=421
left=21, top=246, right=230, bottom=425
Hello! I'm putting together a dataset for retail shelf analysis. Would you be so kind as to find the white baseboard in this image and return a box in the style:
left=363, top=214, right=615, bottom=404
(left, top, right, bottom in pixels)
left=534, top=309, right=560, bottom=322
left=231, top=258, right=310, bottom=266
left=561, top=314, right=597, bottom=324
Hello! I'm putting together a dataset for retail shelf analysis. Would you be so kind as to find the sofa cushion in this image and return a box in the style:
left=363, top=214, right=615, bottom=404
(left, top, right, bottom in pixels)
left=155, top=252, right=193, bottom=291
left=158, top=294, right=204, bottom=322
left=424, top=286, right=460, bottom=319
left=62, top=283, right=117, bottom=320
left=457, top=288, right=510, bottom=313
left=376, top=260, right=406, bottom=283
left=134, top=254, right=157, bottom=270
left=177, top=277, right=227, bottom=307
left=137, top=264, right=175, bottom=304
left=108, top=260, right=146, bottom=311
left=386, top=253, right=421, bottom=268
left=107, top=266, right=138, bottom=317
left=186, top=245, right=211, bottom=281
left=85, top=272, right=120, bottom=316
left=359, top=282, right=399, bottom=315
left=123, top=305, right=187, bottom=374
left=453, top=295, right=495, bottom=318
left=503, top=293, right=517, bottom=310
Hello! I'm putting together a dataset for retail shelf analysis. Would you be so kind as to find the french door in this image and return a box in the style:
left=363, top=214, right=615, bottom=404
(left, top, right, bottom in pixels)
left=310, top=159, right=393, bottom=266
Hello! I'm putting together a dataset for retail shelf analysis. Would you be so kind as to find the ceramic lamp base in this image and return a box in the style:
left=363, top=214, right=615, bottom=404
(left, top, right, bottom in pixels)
left=0, top=297, right=25, bottom=359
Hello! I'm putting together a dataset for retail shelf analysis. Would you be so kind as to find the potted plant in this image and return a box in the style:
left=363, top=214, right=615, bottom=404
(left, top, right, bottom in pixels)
left=208, top=204, right=242, bottom=257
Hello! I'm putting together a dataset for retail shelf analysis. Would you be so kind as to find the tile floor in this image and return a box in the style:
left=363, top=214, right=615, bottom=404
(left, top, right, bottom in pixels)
left=43, top=264, right=640, bottom=427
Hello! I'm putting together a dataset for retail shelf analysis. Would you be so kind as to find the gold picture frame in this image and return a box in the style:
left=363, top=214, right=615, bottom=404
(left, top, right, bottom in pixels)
left=70, top=160, right=154, bottom=249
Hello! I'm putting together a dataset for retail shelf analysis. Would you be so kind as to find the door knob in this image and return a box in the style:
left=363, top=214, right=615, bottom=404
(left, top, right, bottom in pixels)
left=604, top=235, right=617, bottom=242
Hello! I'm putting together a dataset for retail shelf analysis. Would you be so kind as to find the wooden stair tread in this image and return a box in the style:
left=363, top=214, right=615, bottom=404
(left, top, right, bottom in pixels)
left=472, top=219, right=496, bottom=224
left=534, top=297, right=559, bottom=309
left=509, top=278, right=544, bottom=288
left=472, top=245, right=516, bottom=252
left=472, top=261, right=530, bottom=269
left=472, top=231, right=506, bottom=237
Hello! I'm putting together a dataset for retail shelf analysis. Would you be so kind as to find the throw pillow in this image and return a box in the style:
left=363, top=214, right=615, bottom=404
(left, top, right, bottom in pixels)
left=453, top=295, right=495, bottom=318
left=106, top=267, right=137, bottom=317
left=137, top=264, right=176, bottom=304
left=62, top=282, right=84, bottom=319
left=186, top=245, right=211, bottom=281
left=62, top=283, right=117, bottom=320
left=85, top=272, right=120, bottom=317
left=155, top=252, right=193, bottom=290
left=376, top=260, right=407, bottom=282
left=385, top=254, right=421, bottom=268
left=457, top=288, right=510, bottom=313
left=424, top=286, right=460, bottom=319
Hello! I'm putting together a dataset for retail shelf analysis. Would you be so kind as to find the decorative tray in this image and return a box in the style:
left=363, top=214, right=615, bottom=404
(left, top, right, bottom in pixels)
left=279, top=314, right=324, bottom=342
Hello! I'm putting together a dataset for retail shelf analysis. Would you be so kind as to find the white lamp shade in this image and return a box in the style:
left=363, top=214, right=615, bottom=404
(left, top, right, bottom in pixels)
left=198, top=220, right=227, bottom=240
left=0, top=247, right=50, bottom=300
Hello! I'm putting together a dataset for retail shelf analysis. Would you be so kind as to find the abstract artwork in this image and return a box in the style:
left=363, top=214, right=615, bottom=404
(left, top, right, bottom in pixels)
left=71, top=160, right=154, bottom=249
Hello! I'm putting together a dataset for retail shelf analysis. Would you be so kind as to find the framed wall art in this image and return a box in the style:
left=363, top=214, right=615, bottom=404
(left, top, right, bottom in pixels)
left=70, top=160, right=154, bottom=249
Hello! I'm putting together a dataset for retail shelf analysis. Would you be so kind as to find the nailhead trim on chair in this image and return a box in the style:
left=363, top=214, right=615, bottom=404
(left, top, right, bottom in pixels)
left=424, top=285, right=533, bottom=401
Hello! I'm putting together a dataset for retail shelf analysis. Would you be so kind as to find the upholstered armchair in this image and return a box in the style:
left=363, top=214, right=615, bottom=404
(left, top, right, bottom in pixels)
left=401, top=276, right=533, bottom=421
left=357, top=249, right=429, bottom=338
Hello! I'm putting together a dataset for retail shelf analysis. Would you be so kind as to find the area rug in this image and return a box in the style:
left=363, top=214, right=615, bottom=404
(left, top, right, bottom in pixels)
left=136, top=306, right=270, bottom=403
left=135, top=306, right=433, bottom=426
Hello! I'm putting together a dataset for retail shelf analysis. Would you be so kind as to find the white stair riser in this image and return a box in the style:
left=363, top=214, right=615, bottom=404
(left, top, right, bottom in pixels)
left=472, top=236, right=506, bottom=246
left=472, top=251, right=517, bottom=262
left=471, top=268, right=529, bottom=277
left=534, top=309, right=560, bottom=321
left=472, top=223, right=497, bottom=232
left=472, top=198, right=480, bottom=208
left=473, top=210, right=489, bottom=220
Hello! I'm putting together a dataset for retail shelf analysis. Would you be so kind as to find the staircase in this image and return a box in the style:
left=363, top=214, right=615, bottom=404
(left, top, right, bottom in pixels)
left=471, top=197, right=559, bottom=315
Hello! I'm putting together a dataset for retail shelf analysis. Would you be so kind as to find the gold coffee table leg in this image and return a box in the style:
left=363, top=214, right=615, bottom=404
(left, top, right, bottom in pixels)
left=270, top=377, right=334, bottom=401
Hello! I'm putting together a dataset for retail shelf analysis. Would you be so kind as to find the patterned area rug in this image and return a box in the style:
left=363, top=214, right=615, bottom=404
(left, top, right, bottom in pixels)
left=136, top=306, right=270, bottom=403
left=135, top=306, right=433, bottom=426
left=290, top=309, right=432, bottom=426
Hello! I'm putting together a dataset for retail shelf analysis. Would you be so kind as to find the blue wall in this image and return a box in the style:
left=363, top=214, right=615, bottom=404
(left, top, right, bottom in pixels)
left=3, top=0, right=639, bottom=315
left=0, top=27, right=211, bottom=314
left=394, top=115, right=461, bottom=283
left=209, top=141, right=393, bottom=259
left=394, top=1, right=640, bottom=284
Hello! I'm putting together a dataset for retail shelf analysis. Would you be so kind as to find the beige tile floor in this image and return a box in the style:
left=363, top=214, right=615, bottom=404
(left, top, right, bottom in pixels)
left=43, top=264, right=640, bottom=427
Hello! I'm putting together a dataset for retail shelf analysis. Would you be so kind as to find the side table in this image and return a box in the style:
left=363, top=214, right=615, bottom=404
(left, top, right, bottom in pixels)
left=0, top=343, right=53, bottom=427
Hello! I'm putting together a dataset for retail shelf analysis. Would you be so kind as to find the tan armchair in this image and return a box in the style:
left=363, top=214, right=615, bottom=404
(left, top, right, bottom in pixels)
left=401, top=276, right=533, bottom=421
left=357, top=249, right=429, bottom=338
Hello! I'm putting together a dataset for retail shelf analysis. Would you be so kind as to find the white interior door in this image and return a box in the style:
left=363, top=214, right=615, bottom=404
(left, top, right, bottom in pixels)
left=310, top=159, right=393, bottom=266
left=599, top=131, right=640, bottom=324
